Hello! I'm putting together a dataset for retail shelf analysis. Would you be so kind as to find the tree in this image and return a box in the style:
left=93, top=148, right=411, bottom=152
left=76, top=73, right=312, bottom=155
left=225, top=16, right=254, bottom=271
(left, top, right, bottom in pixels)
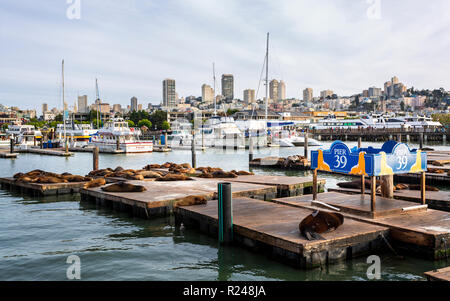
left=137, top=119, right=152, bottom=129
left=129, top=110, right=150, bottom=124
left=226, top=108, right=239, bottom=116
left=127, top=120, right=135, bottom=127
left=161, top=121, right=170, bottom=131
left=149, top=110, right=168, bottom=130
left=92, top=119, right=103, bottom=129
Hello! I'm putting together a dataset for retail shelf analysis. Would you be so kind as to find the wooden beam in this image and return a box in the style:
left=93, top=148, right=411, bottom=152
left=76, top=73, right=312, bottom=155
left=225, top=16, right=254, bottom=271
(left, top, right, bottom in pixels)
left=361, top=175, right=365, bottom=195
left=371, top=176, right=376, bottom=212
left=421, top=171, right=426, bottom=205
left=313, top=169, right=318, bottom=199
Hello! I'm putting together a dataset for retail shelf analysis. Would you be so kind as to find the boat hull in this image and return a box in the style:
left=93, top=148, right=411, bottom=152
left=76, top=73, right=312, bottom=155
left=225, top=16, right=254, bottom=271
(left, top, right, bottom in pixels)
left=91, top=141, right=153, bottom=153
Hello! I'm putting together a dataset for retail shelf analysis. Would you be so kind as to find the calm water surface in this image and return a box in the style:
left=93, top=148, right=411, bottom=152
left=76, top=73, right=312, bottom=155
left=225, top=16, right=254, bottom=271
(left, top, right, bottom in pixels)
left=0, top=141, right=448, bottom=280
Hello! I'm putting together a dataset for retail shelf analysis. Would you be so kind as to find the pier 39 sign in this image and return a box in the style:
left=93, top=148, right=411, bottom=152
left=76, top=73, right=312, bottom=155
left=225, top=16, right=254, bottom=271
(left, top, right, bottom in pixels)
left=311, top=141, right=427, bottom=176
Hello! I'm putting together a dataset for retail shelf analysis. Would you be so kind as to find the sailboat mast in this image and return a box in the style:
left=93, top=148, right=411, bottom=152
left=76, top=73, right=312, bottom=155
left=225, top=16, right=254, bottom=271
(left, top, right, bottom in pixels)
left=62, top=60, right=66, bottom=142
left=265, top=32, right=269, bottom=126
left=213, top=62, right=217, bottom=116
left=96, top=78, right=100, bottom=128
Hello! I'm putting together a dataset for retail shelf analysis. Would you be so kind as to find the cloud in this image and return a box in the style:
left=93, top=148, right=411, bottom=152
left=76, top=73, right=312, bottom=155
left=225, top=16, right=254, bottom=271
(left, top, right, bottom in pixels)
left=0, top=0, right=449, bottom=113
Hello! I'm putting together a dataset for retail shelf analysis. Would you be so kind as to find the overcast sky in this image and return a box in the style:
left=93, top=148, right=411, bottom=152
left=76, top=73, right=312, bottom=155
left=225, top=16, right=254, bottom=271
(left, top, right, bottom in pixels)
left=1, top=0, right=449, bottom=113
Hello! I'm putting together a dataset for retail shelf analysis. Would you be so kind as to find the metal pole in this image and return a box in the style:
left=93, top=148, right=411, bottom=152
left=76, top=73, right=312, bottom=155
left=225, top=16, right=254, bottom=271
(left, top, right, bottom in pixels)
left=191, top=130, right=197, bottom=168
left=218, top=182, right=233, bottom=244
left=249, top=132, right=254, bottom=163
left=304, top=131, right=309, bottom=160
left=93, top=146, right=99, bottom=171
left=313, top=169, right=318, bottom=201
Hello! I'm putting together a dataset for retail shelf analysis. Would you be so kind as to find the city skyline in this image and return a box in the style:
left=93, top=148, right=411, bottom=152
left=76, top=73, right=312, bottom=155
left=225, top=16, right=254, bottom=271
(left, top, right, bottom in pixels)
left=1, top=0, right=449, bottom=112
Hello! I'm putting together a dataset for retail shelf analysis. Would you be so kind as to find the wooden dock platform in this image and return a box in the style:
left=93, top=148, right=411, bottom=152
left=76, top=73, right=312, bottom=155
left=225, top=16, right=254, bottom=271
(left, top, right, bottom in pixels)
left=174, top=197, right=389, bottom=269
left=0, top=177, right=87, bottom=196
left=328, top=187, right=450, bottom=212
left=80, top=178, right=278, bottom=218
left=16, top=147, right=73, bottom=157
left=425, top=266, right=450, bottom=281
left=272, top=192, right=450, bottom=260
left=228, top=175, right=325, bottom=197
left=0, top=151, right=18, bottom=158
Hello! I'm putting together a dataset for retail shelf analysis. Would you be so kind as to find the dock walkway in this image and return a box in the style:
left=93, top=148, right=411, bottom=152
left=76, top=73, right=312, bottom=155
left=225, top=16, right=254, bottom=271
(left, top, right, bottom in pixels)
left=0, top=177, right=86, bottom=196
left=328, top=187, right=450, bottom=212
left=425, top=267, right=450, bottom=281
left=174, top=197, right=389, bottom=269
left=272, top=192, right=450, bottom=260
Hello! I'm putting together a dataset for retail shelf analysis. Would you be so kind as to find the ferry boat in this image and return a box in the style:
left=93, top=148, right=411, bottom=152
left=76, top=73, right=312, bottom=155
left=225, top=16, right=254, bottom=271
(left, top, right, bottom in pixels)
left=90, top=118, right=153, bottom=153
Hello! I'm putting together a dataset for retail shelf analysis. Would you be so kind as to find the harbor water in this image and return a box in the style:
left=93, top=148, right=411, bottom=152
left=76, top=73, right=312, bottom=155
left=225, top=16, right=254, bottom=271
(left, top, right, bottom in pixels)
left=0, top=141, right=448, bottom=281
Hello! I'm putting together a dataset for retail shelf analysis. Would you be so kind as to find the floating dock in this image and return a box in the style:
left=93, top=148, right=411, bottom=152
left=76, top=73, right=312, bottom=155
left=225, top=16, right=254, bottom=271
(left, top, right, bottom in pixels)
left=0, top=151, right=18, bottom=158
left=80, top=178, right=278, bottom=218
left=0, top=177, right=87, bottom=196
left=272, top=192, right=450, bottom=260
left=328, top=187, right=450, bottom=212
left=228, top=175, right=325, bottom=197
left=249, top=156, right=311, bottom=171
left=174, top=197, right=389, bottom=269
left=16, top=147, right=73, bottom=157
left=425, top=266, right=450, bottom=281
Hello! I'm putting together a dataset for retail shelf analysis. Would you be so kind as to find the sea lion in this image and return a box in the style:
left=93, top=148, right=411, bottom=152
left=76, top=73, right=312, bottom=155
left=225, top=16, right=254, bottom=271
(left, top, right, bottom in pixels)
left=427, top=168, right=445, bottom=174
left=35, top=176, right=67, bottom=184
left=155, top=173, right=193, bottom=181
left=126, top=174, right=145, bottom=181
left=135, top=170, right=162, bottom=179
left=84, top=178, right=106, bottom=188
left=174, top=195, right=208, bottom=207
left=198, top=172, right=213, bottom=178
left=144, top=164, right=161, bottom=170
left=408, top=184, right=439, bottom=192
left=101, top=182, right=147, bottom=193
left=16, top=176, right=38, bottom=183
left=337, top=179, right=379, bottom=190
left=232, top=170, right=254, bottom=176
left=211, top=170, right=238, bottom=178
left=114, top=166, right=124, bottom=172
left=299, top=211, right=344, bottom=241
left=395, top=183, right=409, bottom=190
left=13, top=172, right=24, bottom=179
left=180, top=163, right=192, bottom=169
left=161, top=162, right=172, bottom=168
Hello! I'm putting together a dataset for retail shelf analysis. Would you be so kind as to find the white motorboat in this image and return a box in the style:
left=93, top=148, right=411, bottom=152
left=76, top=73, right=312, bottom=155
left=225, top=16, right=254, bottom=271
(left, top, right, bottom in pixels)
left=90, top=118, right=153, bottom=153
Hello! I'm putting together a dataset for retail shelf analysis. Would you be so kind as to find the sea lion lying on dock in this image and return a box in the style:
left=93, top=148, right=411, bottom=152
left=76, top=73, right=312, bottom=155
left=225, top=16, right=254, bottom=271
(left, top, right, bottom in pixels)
left=394, top=183, right=439, bottom=191
left=14, top=170, right=91, bottom=184
left=101, top=182, right=147, bottom=193
left=84, top=178, right=106, bottom=188
left=231, top=170, right=254, bottom=176
left=135, top=170, right=162, bottom=179
left=174, top=195, right=208, bottom=207
left=143, top=164, right=161, bottom=170
left=337, top=179, right=380, bottom=190
left=35, top=176, right=68, bottom=184
left=195, top=167, right=223, bottom=173
left=155, top=173, right=193, bottom=181
left=427, top=168, right=445, bottom=174
left=88, top=168, right=114, bottom=177
left=211, top=170, right=238, bottom=178
left=299, top=210, right=344, bottom=241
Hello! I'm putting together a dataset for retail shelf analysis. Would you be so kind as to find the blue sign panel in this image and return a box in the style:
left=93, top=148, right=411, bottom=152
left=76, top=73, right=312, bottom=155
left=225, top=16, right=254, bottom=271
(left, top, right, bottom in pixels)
left=311, top=140, right=427, bottom=176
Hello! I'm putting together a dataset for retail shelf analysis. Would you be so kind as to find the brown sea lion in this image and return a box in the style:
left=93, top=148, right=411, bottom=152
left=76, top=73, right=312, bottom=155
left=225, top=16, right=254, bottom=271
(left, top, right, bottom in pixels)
left=395, top=183, right=409, bottom=190
left=126, top=174, right=145, bottom=181
left=408, top=184, right=439, bottom=192
left=84, top=178, right=106, bottom=189
left=161, top=163, right=172, bottom=168
left=101, top=182, right=147, bottom=193
left=155, top=173, right=193, bottom=181
left=62, top=175, right=90, bottom=182
left=174, top=195, right=208, bottom=207
left=180, top=163, right=191, bottom=169
left=144, top=164, right=161, bottom=170
left=198, top=173, right=213, bottom=178
left=337, top=179, right=380, bottom=190
left=13, top=172, right=24, bottom=179
left=427, top=168, right=445, bottom=174
left=211, top=170, right=238, bottom=178
left=232, top=170, right=254, bottom=176
left=136, top=170, right=162, bottom=179
left=16, top=176, right=38, bottom=183
left=299, top=210, right=344, bottom=241
left=35, top=176, right=67, bottom=184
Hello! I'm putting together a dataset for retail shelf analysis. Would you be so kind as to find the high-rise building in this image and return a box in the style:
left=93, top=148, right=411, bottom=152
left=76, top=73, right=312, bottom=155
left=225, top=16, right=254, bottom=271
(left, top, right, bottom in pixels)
left=130, top=96, right=138, bottom=112
left=368, top=87, right=382, bottom=97
left=278, top=80, right=286, bottom=101
left=42, top=103, right=48, bottom=114
left=391, top=76, right=399, bottom=85
left=163, top=79, right=176, bottom=107
left=221, top=74, right=234, bottom=101
left=77, top=95, right=88, bottom=113
left=201, top=84, right=214, bottom=103
left=243, top=89, right=255, bottom=104
left=269, top=79, right=279, bottom=102
left=112, top=104, right=122, bottom=113
left=303, top=88, right=313, bottom=102
left=138, top=104, right=143, bottom=111
left=320, top=90, right=333, bottom=99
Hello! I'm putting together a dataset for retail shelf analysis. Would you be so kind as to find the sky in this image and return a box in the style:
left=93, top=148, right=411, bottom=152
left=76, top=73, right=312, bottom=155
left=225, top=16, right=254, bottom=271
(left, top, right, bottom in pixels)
left=0, top=0, right=449, bottom=114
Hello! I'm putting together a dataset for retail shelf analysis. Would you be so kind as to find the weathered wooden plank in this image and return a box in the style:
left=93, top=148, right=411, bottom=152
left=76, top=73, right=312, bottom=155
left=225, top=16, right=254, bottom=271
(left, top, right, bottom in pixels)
left=425, top=266, right=450, bottom=281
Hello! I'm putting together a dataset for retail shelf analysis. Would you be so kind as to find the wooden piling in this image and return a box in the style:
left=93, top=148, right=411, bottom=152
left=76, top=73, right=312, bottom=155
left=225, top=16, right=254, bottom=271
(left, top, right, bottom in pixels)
left=358, top=136, right=362, bottom=148
left=421, top=171, right=426, bottom=205
left=116, top=138, right=120, bottom=151
left=93, top=147, right=99, bottom=171
left=249, top=134, right=254, bottom=163
left=381, top=175, right=394, bottom=199
left=420, top=132, right=424, bottom=149
left=370, top=176, right=376, bottom=212
left=312, top=169, right=318, bottom=201
left=10, top=138, right=14, bottom=154
left=218, top=182, right=233, bottom=244
left=191, top=131, right=197, bottom=169
left=360, top=175, right=365, bottom=195
left=304, top=132, right=309, bottom=160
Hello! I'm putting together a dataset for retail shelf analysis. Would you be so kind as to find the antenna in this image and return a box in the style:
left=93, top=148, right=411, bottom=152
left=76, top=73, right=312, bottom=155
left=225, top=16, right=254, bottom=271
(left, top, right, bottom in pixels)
left=265, top=32, right=269, bottom=127
left=213, top=62, right=217, bottom=116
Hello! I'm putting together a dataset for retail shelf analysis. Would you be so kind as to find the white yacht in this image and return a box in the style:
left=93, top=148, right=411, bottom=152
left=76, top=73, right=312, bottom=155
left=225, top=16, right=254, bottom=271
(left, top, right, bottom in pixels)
left=206, top=116, right=245, bottom=149
left=401, top=115, right=442, bottom=129
left=235, top=119, right=268, bottom=148
left=55, top=122, right=98, bottom=147
left=6, top=124, right=42, bottom=146
left=90, top=118, right=153, bottom=153
left=268, top=121, right=321, bottom=147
